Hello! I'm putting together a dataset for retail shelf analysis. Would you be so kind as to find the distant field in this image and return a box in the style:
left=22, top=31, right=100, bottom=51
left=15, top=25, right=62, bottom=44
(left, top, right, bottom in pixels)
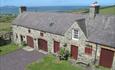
left=100, top=6, right=115, bottom=14
left=0, top=23, right=11, bottom=32
left=67, top=5, right=115, bottom=15
left=0, top=15, right=16, bottom=32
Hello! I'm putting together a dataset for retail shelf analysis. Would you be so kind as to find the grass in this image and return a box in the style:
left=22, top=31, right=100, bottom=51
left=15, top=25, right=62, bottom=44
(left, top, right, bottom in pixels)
left=27, top=55, right=111, bottom=70
left=95, top=66, right=110, bottom=70
left=27, top=55, right=83, bottom=70
left=66, top=5, right=115, bottom=15
left=65, top=9, right=89, bottom=14
left=0, top=43, right=20, bottom=55
left=100, top=6, right=115, bottom=14
left=0, top=15, right=16, bottom=32
left=0, top=22, right=11, bottom=32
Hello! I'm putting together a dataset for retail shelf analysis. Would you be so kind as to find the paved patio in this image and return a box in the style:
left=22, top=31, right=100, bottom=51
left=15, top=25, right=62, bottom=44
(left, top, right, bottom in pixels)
left=0, top=49, right=45, bottom=70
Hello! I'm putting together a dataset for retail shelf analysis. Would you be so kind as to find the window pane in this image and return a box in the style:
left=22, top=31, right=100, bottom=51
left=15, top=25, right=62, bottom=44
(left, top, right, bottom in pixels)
left=74, top=30, right=78, bottom=39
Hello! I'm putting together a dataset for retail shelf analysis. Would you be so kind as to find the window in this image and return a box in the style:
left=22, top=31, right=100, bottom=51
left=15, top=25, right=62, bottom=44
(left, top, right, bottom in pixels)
left=85, top=47, right=92, bottom=55
left=28, top=29, right=31, bottom=33
left=16, top=33, right=18, bottom=39
left=20, top=35, right=23, bottom=42
left=72, top=29, right=79, bottom=40
left=40, top=32, right=44, bottom=37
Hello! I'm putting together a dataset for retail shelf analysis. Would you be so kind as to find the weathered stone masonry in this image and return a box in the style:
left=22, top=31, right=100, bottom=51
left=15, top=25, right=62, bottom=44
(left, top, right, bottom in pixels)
left=12, top=3, right=115, bottom=70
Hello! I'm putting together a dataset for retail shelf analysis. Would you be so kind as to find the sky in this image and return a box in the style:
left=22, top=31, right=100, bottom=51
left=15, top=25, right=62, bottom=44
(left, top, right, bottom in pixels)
left=0, top=0, right=115, bottom=7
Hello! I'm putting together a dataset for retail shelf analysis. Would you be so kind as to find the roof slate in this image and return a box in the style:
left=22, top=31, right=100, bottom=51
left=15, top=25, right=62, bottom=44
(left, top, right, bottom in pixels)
left=12, top=12, right=115, bottom=48
left=13, top=12, right=85, bottom=35
left=86, top=15, right=115, bottom=48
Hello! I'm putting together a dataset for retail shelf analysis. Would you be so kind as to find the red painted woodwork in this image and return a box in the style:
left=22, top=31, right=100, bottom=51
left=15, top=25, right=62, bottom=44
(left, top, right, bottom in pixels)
left=99, top=48, right=114, bottom=68
left=27, top=36, right=34, bottom=48
left=54, top=41, right=60, bottom=53
left=71, top=45, right=78, bottom=60
left=85, top=47, right=92, bottom=55
left=38, top=39, right=48, bottom=52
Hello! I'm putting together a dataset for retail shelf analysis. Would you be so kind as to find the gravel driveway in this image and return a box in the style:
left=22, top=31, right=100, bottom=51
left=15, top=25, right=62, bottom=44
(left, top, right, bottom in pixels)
left=0, top=49, right=45, bottom=70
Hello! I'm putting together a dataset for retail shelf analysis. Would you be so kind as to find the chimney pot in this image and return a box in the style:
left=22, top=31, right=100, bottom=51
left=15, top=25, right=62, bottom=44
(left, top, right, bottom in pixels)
left=19, top=6, right=27, bottom=14
left=91, top=1, right=99, bottom=7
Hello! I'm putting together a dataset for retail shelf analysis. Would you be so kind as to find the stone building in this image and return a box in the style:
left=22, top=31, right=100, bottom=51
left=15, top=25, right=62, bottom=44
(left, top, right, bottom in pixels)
left=12, top=4, right=115, bottom=70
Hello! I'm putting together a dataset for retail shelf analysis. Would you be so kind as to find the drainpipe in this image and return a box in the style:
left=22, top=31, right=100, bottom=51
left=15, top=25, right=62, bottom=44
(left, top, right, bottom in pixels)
left=94, top=44, right=98, bottom=64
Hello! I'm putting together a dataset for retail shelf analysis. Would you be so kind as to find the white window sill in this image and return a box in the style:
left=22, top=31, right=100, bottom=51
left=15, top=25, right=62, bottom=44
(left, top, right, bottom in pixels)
left=72, top=38, right=79, bottom=41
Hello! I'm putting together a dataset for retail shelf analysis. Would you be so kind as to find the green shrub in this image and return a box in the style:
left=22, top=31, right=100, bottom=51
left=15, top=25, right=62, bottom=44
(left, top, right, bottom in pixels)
left=21, top=41, right=27, bottom=46
left=59, top=48, right=70, bottom=60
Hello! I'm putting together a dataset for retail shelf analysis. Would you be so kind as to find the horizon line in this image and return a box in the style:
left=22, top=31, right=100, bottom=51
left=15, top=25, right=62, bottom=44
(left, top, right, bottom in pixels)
left=0, top=4, right=114, bottom=7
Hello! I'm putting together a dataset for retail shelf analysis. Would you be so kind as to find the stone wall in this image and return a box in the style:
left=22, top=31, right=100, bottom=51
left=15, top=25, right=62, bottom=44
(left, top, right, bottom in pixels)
left=12, top=25, right=65, bottom=53
left=12, top=21, right=88, bottom=62
left=87, top=42, right=115, bottom=70
left=64, top=22, right=90, bottom=63
left=12, top=23, right=115, bottom=69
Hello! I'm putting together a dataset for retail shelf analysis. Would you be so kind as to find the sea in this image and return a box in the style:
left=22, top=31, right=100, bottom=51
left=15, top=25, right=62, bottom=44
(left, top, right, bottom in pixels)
left=0, top=6, right=89, bottom=15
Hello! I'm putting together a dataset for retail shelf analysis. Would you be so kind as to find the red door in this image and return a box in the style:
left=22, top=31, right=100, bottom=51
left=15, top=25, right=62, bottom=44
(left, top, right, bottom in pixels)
left=27, top=36, right=34, bottom=48
left=38, top=39, right=48, bottom=52
left=99, top=48, right=114, bottom=68
left=71, top=45, right=78, bottom=60
left=54, top=41, right=60, bottom=53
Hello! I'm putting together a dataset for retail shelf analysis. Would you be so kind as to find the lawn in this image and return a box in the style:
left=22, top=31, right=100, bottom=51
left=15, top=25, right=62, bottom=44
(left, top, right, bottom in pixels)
left=100, top=6, right=115, bottom=15
left=0, top=43, right=20, bottom=55
left=27, top=55, right=83, bottom=70
left=0, top=14, right=16, bottom=32
left=0, top=22, right=11, bottom=32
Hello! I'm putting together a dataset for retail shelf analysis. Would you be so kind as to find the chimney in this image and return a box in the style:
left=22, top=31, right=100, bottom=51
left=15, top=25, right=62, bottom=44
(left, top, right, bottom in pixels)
left=19, top=6, right=27, bottom=14
left=89, top=2, right=100, bottom=18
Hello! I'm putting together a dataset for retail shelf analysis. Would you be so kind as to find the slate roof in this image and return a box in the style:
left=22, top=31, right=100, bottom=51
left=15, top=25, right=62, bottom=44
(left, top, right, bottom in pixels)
left=12, top=12, right=115, bottom=48
left=12, top=12, right=85, bottom=35
left=86, top=14, right=115, bottom=48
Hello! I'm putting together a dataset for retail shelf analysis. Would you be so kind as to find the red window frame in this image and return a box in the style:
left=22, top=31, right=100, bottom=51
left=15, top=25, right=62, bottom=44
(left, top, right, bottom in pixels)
left=85, top=47, right=92, bottom=55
